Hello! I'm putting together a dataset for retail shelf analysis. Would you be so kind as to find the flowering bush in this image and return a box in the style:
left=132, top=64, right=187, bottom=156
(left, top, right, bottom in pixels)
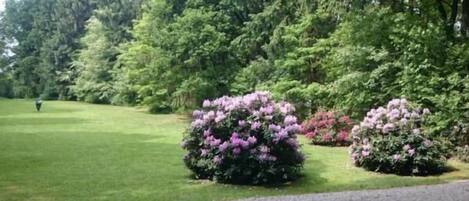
left=182, top=92, right=305, bottom=184
left=350, top=98, right=448, bottom=175
left=301, top=111, right=353, bottom=146
left=455, top=145, right=469, bottom=163
left=450, top=122, right=469, bottom=146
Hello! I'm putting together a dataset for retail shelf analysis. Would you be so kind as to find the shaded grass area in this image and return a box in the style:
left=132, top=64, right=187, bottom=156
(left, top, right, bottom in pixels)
left=0, top=99, right=468, bottom=201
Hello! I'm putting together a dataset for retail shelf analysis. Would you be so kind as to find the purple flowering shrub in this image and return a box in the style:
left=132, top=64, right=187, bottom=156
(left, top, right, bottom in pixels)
left=181, top=92, right=305, bottom=184
left=350, top=98, right=448, bottom=175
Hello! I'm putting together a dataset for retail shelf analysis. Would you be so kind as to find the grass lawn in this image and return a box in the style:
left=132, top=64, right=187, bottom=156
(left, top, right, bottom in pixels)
left=0, top=99, right=468, bottom=201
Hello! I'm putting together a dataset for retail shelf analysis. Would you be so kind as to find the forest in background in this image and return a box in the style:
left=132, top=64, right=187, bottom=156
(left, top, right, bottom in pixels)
left=0, top=0, right=468, bottom=143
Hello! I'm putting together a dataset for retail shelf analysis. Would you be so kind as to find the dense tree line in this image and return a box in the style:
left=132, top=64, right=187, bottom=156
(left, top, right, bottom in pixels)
left=0, top=0, right=468, bottom=143
left=0, top=0, right=141, bottom=100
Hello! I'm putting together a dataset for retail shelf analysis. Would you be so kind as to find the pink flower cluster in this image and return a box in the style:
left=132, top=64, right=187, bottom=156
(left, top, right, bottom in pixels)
left=348, top=98, right=446, bottom=176
left=301, top=111, right=353, bottom=146
left=352, top=98, right=430, bottom=137
left=350, top=98, right=431, bottom=162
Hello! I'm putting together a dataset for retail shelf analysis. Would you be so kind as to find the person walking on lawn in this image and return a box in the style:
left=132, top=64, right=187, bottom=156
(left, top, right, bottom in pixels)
left=35, top=98, right=42, bottom=112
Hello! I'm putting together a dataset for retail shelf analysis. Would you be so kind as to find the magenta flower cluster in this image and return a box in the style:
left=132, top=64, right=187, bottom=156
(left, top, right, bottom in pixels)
left=301, top=111, right=353, bottom=146
left=349, top=98, right=447, bottom=175
left=182, top=92, right=304, bottom=184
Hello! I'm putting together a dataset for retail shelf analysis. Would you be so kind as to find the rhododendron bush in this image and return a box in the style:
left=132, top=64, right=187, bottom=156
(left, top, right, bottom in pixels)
left=182, top=92, right=304, bottom=184
left=350, top=98, right=448, bottom=175
left=456, top=145, right=469, bottom=163
left=302, top=111, right=352, bottom=146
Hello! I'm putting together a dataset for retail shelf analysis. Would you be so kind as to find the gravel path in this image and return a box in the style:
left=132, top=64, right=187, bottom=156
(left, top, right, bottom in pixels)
left=239, top=181, right=469, bottom=201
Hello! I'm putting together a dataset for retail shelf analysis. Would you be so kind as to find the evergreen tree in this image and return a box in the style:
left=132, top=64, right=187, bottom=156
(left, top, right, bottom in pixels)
left=72, top=17, right=114, bottom=103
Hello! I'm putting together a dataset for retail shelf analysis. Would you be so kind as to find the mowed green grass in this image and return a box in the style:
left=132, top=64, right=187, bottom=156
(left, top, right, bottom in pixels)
left=0, top=99, right=468, bottom=201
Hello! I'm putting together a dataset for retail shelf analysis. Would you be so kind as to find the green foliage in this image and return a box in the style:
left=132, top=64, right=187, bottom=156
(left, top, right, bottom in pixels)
left=0, top=71, right=13, bottom=98
left=1, top=0, right=468, bottom=144
left=117, top=0, right=247, bottom=112
left=2, top=0, right=94, bottom=99
left=72, top=17, right=115, bottom=104
left=425, top=43, right=469, bottom=145
left=0, top=33, right=13, bottom=98
left=1, top=0, right=141, bottom=101
left=72, top=0, right=142, bottom=104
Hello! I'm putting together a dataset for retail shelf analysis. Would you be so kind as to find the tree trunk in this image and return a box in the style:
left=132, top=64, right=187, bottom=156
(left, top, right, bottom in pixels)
left=463, top=0, right=469, bottom=37
left=436, top=0, right=447, bottom=24
left=436, top=0, right=459, bottom=38
left=449, top=0, right=459, bottom=27
left=447, top=0, right=459, bottom=37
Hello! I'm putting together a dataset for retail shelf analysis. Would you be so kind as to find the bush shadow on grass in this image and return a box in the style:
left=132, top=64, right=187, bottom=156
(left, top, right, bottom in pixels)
left=313, top=173, right=452, bottom=194
left=307, top=142, right=351, bottom=147
left=183, top=156, right=328, bottom=189
left=443, top=164, right=460, bottom=173
left=360, top=163, right=459, bottom=177
left=269, top=165, right=462, bottom=196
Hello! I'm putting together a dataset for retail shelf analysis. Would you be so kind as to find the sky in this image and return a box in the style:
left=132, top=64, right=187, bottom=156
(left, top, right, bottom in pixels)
left=0, top=0, right=4, bottom=12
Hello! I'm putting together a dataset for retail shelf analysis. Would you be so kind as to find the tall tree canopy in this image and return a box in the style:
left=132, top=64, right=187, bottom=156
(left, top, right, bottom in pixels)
left=0, top=0, right=468, bottom=142
left=72, top=0, right=142, bottom=103
left=1, top=0, right=94, bottom=99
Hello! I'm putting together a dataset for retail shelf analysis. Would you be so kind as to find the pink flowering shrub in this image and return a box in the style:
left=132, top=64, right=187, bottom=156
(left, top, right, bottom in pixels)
left=182, top=92, right=304, bottom=184
left=301, top=111, right=353, bottom=146
left=350, top=98, right=448, bottom=175
left=456, top=145, right=469, bottom=163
